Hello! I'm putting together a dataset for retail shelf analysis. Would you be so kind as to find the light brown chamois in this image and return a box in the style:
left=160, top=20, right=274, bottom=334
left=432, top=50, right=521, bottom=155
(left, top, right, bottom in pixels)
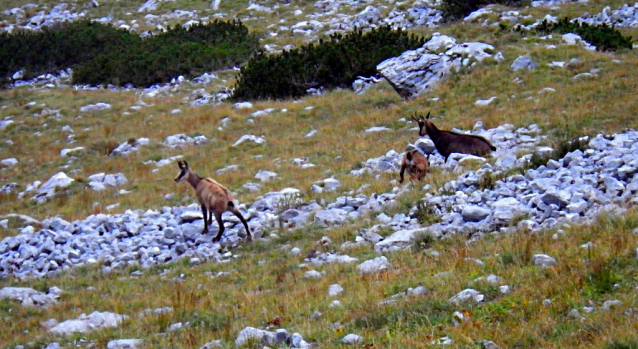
left=399, top=149, right=429, bottom=184
left=174, top=160, right=252, bottom=242
left=412, top=111, right=496, bottom=161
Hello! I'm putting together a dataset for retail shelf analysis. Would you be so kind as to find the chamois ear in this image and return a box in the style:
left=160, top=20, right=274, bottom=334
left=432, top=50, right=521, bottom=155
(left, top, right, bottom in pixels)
left=178, top=160, right=188, bottom=170
left=425, top=111, right=431, bottom=120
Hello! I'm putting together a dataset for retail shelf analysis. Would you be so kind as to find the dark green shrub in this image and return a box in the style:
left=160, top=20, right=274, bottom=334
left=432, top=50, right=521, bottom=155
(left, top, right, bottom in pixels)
left=0, top=20, right=135, bottom=86
left=518, top=17, right=633, bottom=51
left=230, top=26, right=427, bottom=101
left=440, top=0, right=528, bottom=22
left=0, top=20, right=259, bottom=87
left=73, top=20, right=259, bottom=87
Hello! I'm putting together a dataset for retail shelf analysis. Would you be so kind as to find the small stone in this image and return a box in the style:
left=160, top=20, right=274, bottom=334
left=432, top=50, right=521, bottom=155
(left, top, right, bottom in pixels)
left=567, top=308, right=583, bottom=319
left=341, top=334, right=363, bottom=345
left=328, top=284, right=343, bottom=297
left=532, top=254, right=557, bottom=268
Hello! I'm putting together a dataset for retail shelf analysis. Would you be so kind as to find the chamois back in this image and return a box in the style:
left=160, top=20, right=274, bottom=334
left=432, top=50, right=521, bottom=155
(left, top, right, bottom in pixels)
left=412, top=112, right=496, bottom=161
left=197, top=178, right=233, bottom=214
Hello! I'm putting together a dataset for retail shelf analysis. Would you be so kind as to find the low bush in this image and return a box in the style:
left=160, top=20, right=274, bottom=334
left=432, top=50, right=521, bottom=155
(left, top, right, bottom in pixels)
left=518, top=17, right=633, bottom=51
left=0, top=20, right=259, bottom=87
left=231, top=26, right=427, bottom=101
left=440, top=0, right=528, bottom=22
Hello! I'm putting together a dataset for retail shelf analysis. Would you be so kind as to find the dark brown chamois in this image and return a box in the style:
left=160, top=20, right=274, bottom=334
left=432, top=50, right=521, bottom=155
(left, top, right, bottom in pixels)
left=174, top=160, right=252, bottom=242
left=399, top=148, right=429, bottom=184
left=412, top=112, right=496, bottom=161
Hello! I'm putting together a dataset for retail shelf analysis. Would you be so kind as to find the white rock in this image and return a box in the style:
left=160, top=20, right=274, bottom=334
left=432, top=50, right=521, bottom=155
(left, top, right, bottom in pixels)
left=33, top=172, right=74, bottom=203
left=449, top=289, right=484, bottom=304
left=50, top=311, right=127, bottom=335
left=60, top=147, right=84, bottom=157
left=255, top=170, right=277, bottom=182
left=374, top=228, right=428, bottom=252
left=342, top=334, right=364, bottom=345
left=1, top=158, right=18, bottom=166
left=107, top=339, right=143, bottom=349
left=461, top=205, right=490, bottom=222
left=532, top=254, right=557, bottom=268
left=304, top=270, right=324, bottom=279
left=475, top=96, right=497, bottom=106
left=232, top=135, right=265, bottom=146
left=328, top=284, right=344, bottom=297
left=235, top=327, right=275, bottom=347
left=357, top=256, right=391, bottom=274
left=364, top=126, right=392, bottom=133
left=79, top=103, right=111, bottom=113
left=233, top=102, right=253, bottom=109
left=0, top=120, right=14, bottom=131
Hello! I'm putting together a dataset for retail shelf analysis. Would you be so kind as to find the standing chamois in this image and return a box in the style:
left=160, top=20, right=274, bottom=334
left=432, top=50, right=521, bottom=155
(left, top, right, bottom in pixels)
left=412, top=112, right=496, bottom=161
left=399, top=147, right=429, bottom=184
left=174, top=160, right=252, bottom=242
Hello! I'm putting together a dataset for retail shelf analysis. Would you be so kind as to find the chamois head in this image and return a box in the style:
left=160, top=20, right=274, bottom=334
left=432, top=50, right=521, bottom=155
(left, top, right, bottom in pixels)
left=174, top=160, right=190, bottom=182
left=411, top=111, right=432, bottom=137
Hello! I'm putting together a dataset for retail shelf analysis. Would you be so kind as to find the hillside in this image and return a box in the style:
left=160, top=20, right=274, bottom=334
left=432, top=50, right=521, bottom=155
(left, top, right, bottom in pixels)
left=1, top=0, right=638, bottom=348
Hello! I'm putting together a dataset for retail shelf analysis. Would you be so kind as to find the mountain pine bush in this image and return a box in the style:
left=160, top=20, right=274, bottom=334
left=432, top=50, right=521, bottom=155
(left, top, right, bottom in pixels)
left=440, top=0, right=528, bottom=21
left=0, top=20, right=259, bottom=87
left=231, top=26, right=427, bottom=101
left=526, top=17, right=633, bottom=51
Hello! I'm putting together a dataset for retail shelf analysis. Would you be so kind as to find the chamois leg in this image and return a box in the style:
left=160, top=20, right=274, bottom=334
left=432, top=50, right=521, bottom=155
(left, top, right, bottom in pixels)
left=208, top=210, right=213, bottom=226
left=230, top=207, right=252, bottom=242
left=399, top=163, right=407, bottom=184
left=201, top=204, right=209, bottom=234
left=212, top=212, right=225, bottom=243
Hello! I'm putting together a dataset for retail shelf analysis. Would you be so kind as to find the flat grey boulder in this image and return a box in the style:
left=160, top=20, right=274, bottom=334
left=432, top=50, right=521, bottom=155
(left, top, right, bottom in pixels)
left=492, top=197, right=528, bottom=224
left=449, top=288, right=484, bottom=304
left=235, top=326, right=276, bottom=347
left=233, top=134, right=265, bottom=146
left=107, top=339, right=143, bottom=349
left=88, top=173, right=128, bottom=191
left=79, top=103, right=111, bottom=113
left=32, top=172, right=74, bottom=203
left=165, top=134, right=208, bottom=147
left=511, top=55, right=538, bottom=71
left=50, top=311, right=128, bottom=335
left=415, top=137, right=436, bottom=154
left=0, top=287, right=60, bottom=307
left=254, top=170, right=277, bottom=182
left=462, top=205, right=491, bottom=222
left=314, top=209, right=349, bottom=227
left=357, top=256, right=391, bottom=274
left=342, top=334, right=364, bottom=345
left=374, top=228, right=429, bottom=252
left=110, top=138, right=149, bottom=156
left=328, top=284, right=344, bottom=297
left=532, top=254, right=557, bottom=268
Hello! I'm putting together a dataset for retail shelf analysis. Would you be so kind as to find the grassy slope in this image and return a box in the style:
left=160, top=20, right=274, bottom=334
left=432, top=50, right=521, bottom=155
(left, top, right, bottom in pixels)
left=1, top=0, right=638, bottom=348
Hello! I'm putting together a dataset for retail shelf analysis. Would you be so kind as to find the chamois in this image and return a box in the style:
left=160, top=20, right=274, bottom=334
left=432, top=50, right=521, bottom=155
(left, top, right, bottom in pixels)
left=399, top=147, right=429, bottom=184
left=174, top=160, right=252, bottom=242
left=412, top=112, right=496, bottom=161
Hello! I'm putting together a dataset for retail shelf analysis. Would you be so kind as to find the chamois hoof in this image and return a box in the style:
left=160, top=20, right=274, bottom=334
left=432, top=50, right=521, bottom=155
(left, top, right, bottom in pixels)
left=246, top=236, right=253, bottom=242
left=212, top=236, right=222, bottom=243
